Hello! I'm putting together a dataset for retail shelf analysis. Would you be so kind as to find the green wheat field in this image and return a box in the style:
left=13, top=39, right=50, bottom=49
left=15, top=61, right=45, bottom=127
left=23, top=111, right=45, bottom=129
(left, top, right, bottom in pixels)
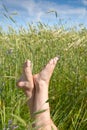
left=0, top=23, right=87, bottom=130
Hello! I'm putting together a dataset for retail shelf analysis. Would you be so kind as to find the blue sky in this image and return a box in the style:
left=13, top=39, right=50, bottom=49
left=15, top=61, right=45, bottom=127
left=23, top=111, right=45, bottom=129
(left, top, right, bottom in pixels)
left=0, top=0, right=87, bottom=30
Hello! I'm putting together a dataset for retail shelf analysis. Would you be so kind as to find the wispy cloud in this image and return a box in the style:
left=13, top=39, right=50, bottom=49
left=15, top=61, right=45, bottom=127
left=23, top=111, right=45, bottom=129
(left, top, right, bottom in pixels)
left=0, top=0, right=87, bottom=26
left=21, top=0, right=87, bottom=15
left=82, top=0, right=87, bottom=5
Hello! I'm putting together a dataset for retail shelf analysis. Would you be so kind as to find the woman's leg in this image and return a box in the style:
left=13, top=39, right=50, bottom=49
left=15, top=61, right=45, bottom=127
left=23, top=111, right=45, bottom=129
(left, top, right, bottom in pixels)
left=17, top=60, right=34, bottom=114
left=33, top=57, right=59, bottom=129
left=17, top=57, right=59, bottom=130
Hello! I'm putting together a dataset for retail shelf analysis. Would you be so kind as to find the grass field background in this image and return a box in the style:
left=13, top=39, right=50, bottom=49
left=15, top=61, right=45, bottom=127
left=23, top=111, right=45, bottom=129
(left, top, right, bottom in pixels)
left=0, top=23, right=87, bottom=130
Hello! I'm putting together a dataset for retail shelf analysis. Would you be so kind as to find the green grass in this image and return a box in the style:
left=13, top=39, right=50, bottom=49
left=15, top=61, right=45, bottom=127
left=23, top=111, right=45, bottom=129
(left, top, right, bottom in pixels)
left=0, top=24, right=87, bottom=130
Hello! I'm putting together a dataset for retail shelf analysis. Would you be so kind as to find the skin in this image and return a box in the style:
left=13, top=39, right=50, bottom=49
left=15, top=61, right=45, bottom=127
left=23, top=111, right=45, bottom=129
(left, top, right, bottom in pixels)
left=17, top=57, right=59, bottom=130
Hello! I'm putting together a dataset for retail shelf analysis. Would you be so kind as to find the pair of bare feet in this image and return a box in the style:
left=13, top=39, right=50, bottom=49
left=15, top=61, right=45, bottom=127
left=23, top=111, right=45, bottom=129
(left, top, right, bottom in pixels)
left=17, top=57, right=59, bottom=130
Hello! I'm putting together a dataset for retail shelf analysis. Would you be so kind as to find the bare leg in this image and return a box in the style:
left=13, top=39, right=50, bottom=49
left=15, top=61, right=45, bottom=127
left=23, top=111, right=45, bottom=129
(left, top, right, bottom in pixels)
left=17, top=60, right=34, bottom=114
left=33, top=57, right=59, bottom=129
left=17, top=57, right=59, bottom=130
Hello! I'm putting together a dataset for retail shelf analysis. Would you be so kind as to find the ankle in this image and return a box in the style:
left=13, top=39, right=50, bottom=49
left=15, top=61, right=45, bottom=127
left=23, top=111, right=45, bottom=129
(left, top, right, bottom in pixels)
left=33, top=118, right=51, bottom=129
left=34, top=75, right=49, bottom=91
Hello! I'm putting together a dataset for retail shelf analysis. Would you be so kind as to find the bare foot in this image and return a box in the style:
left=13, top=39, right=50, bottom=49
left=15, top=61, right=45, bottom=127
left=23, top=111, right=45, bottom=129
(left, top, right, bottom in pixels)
left=17, top=60, right=34, bottom=98
left=34, top=57, right=59, bottom=89
left=33, top=57, right=59, bottom=129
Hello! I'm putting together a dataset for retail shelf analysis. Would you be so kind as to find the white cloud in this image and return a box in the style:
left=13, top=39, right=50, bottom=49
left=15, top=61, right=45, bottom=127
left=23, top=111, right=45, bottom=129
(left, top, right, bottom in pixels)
left=1, top=0, right=87, bottom=25
left=3, top=1, right=87, bottom=14
left=15, top=0, right=87, bottom=21
left=82, top=0, right=87, bottom=5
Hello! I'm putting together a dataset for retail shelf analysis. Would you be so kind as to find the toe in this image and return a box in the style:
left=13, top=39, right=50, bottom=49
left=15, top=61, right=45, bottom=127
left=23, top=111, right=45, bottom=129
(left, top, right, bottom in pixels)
left=23, top=60, right=33, bottom=82
left=44, top=56, right=59, bottom=71
left=53, top=57, right=59, bottom=64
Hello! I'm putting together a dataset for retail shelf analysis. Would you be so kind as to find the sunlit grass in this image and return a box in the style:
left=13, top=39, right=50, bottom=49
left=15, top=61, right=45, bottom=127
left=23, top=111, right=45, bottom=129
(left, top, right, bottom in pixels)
left=0, top=23, right=87, bottom=130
